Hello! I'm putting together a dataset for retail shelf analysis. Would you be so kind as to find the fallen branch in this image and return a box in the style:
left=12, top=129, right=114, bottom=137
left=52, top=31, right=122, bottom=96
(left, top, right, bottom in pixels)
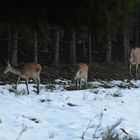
left=16, top=124, right=27, bottom=140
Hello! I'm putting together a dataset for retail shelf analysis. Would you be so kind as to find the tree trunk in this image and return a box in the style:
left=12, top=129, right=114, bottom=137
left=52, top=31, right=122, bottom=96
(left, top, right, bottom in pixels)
left=8, top=25, right=11, bottom=61
left=83, top=36, right=86, bottom=57
left=88, top=34, right=92, bottom=64
left=54, top=27, right=59, bottom=65
left=136, top=30, right=139, bottom=48
left=124, top=33, right=130, bottom=63
left=11, top=29, right=18, bottom=65
left=70, top=31, right=76, bottom=64
left=33, top=30, right=38, bottom=63
left=135, top=18, right=139, bottom=48
left=106, top=38, right=112, bottom=62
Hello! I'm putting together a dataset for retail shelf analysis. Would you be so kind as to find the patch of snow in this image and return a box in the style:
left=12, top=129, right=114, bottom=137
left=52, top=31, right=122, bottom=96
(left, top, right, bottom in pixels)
left=0, top=80, right=140, bottom=140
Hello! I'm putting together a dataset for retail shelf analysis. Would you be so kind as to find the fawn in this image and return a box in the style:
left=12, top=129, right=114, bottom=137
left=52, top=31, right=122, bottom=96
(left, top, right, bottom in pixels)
left=74, top=63, right=88, bottom=89
left=129, top=48, right=140, bottom=79
left=4, top=61, right=41, bottom=94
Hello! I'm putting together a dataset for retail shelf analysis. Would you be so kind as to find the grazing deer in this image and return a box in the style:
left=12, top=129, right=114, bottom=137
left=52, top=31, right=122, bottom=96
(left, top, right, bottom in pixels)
left=4, top=61, right=41, bottom=94
left=129, top=48, right=140, bottom=79
left=74, top=63, right=88, bottom=89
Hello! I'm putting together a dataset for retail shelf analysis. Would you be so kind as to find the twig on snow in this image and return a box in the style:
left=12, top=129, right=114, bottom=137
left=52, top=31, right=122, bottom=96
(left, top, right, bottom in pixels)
left=16, top=124, right=27, bottom=140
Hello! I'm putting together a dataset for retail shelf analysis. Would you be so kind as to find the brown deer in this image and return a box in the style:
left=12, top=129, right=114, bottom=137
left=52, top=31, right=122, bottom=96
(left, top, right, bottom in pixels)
left=74, top=63, right=88, bottom=89
left=4, top=61, right=41, bottom=94
left=129, top=48, right=140, bottom=79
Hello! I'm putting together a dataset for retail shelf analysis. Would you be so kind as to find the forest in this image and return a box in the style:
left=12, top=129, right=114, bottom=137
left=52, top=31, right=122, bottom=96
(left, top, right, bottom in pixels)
left=0, top=1, right=140, bottom=140
left=0, top=0, right=140, bottom=81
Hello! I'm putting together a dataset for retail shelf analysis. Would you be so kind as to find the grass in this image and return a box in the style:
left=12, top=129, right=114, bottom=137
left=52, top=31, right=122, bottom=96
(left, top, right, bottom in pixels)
left=81, top=113, right=139, bottom=140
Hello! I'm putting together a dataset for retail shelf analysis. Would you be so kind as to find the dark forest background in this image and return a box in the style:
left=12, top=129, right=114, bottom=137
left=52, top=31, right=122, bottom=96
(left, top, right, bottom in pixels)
left=0, top=0, right=140, bottom=82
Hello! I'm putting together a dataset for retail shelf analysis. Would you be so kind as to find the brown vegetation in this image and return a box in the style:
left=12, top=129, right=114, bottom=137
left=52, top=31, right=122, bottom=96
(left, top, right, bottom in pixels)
left=0, top=62, right=131, bottom=85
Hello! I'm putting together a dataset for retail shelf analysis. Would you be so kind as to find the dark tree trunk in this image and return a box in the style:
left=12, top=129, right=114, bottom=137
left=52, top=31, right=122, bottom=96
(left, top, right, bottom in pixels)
left=106, top=37, right=112, bottom=62
left=70, top=31, right=76, bottom=64
left=135, top=19, right=139, bottom=48
left=34, top=30, right=38, bottom=63
left=11, top=29, right=18, bottom=65
left=54, top=27, right=59, bottom=65
left=8, top=25, right=11, bottom=61
left=88, top=34, right=92, bottom=64
left=124, top=33, right=130, bottom=63
left=83, top=36, right=86, bottom=57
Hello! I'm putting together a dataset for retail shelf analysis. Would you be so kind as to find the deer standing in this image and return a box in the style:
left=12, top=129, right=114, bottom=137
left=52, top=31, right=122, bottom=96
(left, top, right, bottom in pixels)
left=129, top=48, right=140, bottom=79
left=74, top=63, right=88, bottom=89
left=4, top=62, right=41, bottom=94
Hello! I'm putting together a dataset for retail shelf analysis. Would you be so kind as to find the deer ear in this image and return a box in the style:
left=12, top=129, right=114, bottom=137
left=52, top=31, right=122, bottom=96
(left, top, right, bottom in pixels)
left=4, top=60, right=10, bottom=66
left=7, top=60, right=10, bottom=64
left=4, top=60, right=8, bottom=65
left=8, top=63, right=10, bottom=67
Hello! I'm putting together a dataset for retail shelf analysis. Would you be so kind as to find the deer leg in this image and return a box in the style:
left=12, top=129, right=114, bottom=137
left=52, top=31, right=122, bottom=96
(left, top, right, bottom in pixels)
left=33, top=78, right=37, bottom=84
left=33, top=77, right=40, bottom=94
left=38, top=77, right=40, bottom=94
left=16, top=77, right=20, bottom=90
left=129, top=64, right=133, bottom=77
left=136, top=64, right=139, bottom=80
left=25, top=77, right=29, bottom=95
left=37, top=76, right=40, bottom=86
left=79, top=79, right=81, bottom=89
left=74, top=78, right=77, bottom=89
left=85, top=77, right=88, bottom=88
left=76, top=79, right=78, bottom=89
left=36, top=78, right=40, bottom=95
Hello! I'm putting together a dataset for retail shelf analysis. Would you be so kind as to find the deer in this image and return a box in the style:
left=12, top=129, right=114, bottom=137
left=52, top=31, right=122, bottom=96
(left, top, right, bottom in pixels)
left=4, top=61, right=42, bottom=94
left=74, top=63, right=88, bottom=89
left=129, top=47, right=140, bottom=79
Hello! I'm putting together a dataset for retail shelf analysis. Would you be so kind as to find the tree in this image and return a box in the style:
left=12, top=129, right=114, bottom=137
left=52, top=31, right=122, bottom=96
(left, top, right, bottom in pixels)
left=88, top=34, right=92, bottom=64
left=53, top=27, right=60, bottom=65
left=33, top=30, right=38, bottom=63
left=123, top=32, right=130, bottom=63
left=70, top=31, right=76, bottom=64
left=0, top=0, right=139, bottom=65
left=11, top=28, right=18, bottom=65
left=106, top=37, right=112, bottom=62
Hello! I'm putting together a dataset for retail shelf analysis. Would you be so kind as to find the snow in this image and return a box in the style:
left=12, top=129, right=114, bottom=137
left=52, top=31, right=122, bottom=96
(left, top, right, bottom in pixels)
left=0, top=79, right=140, bottom=140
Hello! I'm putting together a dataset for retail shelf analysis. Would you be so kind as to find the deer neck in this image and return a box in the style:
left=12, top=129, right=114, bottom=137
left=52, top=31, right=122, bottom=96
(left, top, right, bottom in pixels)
left=10, top=66, right=21, bottom=75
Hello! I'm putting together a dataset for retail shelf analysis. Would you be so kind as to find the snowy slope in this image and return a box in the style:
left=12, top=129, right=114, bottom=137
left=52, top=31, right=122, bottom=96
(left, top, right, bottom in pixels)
left=0, top=79, right=140, bottom=140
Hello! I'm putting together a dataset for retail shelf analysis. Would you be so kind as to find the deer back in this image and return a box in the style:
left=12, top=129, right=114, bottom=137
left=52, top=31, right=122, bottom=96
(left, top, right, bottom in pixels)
left=4, top=62, right=41, bottom=79
left=18, top=63, right=41, bottom=78
left=130, top=48, right=140, bottom=64
left=75, top=63, right=88, bottom=79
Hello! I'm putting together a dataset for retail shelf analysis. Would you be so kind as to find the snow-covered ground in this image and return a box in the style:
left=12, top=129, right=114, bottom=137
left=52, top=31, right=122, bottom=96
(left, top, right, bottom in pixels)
left=0, top=79, right=140, bottom=140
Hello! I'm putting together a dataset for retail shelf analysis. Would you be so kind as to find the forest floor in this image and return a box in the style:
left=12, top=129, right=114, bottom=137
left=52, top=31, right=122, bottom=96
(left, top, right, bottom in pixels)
left=0, top=62, right=133, bottom=85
